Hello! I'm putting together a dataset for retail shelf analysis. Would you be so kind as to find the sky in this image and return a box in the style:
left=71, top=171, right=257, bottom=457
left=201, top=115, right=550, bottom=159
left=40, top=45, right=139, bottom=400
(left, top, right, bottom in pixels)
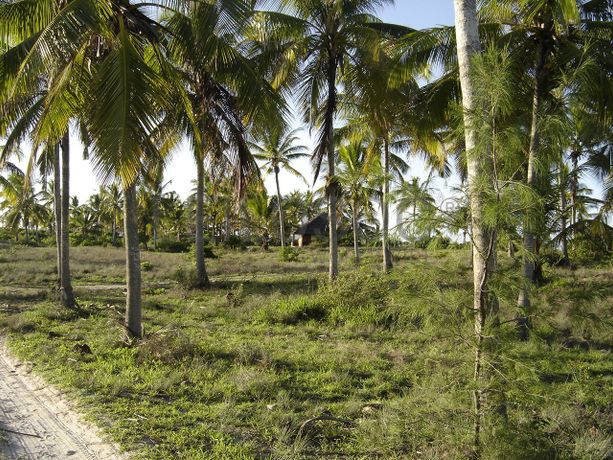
left=19, top=1, right=458, bottom=205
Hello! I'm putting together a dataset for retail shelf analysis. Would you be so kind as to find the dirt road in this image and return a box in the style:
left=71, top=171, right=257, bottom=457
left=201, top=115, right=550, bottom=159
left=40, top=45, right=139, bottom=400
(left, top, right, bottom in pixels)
left=0, top=339, right=125, bottom=460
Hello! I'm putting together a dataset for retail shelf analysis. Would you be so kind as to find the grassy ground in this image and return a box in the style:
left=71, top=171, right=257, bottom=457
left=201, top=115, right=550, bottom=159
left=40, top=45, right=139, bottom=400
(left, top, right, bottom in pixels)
left=0, top=243, right=611, bottom=459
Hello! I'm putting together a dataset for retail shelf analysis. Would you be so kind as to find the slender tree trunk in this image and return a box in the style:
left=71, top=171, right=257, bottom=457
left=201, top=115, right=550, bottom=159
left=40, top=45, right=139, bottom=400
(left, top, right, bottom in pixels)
left=352, top=200, right=360, bottom=264
left=570, top=150, right=579, bottom=226
left=112, top=209, right=117, bottom=246
left=454, top=0, right=501, bottom=453
left=517, top=33, right=548, bottom=341
left=224, top=204, right=230, bottom=242
left=152, top=199, right=159, bottom=251
left=382, top=139, right=393, bottom=271
left=60, top=131, right=75, bottom=308
left=123, top=184, right=142, bottom=339
left=275, top=167, right=286, bottom=247
left=326, top=62, right=339, bottom=280
left=195, top=157, right=210, bottom=288
left=52, top=148, right=62, bottom=276
left=559, top=163, right=570, bottom=265
left=24, top=217, right=30, bottom=243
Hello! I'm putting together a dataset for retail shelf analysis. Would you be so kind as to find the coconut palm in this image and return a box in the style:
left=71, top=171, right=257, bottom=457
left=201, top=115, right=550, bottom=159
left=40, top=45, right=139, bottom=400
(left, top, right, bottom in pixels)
left=251, top=126, right=308, bottom=246
left=101, top=183, right=123, bottom=246
left=0, top=0, right=189, bottom=337
left=0, top=57, right=76, bottom=305
left=479, top=0, right=613, bottom=339
left=253, top=0, right=394, bottom=278
left=336, top=141, right=380, bottom=263
left=0, top=172, right=48, bottom=243
left=245, top=187, right=274, bottom=250
left=453, top=0, right=500, bottom=451
left=165, top=0, right=273, bottom=288
left=394, top=177, right=436, bottom=245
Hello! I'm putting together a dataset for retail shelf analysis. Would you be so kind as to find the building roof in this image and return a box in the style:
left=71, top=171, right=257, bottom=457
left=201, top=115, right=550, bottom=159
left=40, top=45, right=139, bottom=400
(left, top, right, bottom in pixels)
left=294, top=213, right=328, bottom=236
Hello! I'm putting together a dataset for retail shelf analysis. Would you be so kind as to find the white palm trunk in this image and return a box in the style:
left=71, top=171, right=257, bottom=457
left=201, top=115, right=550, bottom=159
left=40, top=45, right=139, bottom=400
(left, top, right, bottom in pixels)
left=454, top=0, right=501, bottom=451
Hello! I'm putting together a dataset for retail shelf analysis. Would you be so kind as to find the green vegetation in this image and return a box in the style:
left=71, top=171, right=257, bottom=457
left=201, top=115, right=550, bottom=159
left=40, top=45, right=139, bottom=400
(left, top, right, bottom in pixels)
left=0, top=245, right=611, bottom=459
left=0, top=0, right=611, bottom=457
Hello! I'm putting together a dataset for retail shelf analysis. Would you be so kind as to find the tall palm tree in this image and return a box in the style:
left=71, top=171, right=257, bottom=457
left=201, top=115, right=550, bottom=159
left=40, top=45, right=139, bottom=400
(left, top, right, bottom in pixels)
left=254, top=0, right=393, bottom=279
left=0, top=172, right=47, bottom=243
left=394, top=177, right=436, bottom=245
left=245, top=187, right=274, bottom=250
left=336, top=140, right=380, bottom=263
left=480, top=0, right=612, bottom=339
left=0, top=54, right=76, bottom=305
left=251, top=126, right=308, bottom=246
left=165, top=0, right=272, bottom=288
left=101, top=183, right=123, bottom=246
left=453, top=0, right=499, bottom=452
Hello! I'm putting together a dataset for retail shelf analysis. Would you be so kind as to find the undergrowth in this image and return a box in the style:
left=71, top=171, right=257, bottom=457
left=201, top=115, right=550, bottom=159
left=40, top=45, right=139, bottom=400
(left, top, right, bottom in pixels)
left=0, top=247, right=611, bottom=459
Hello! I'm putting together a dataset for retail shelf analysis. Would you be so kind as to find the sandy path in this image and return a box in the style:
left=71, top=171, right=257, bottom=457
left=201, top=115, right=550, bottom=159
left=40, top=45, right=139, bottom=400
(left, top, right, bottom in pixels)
left=0, top=339, right=126, bottom=460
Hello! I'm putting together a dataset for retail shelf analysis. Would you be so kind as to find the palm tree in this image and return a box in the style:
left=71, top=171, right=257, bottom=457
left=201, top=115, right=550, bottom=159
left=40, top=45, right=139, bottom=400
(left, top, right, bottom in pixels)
left=245, top=187, right=274, bottom=250
left=165, top=0, right=272, bottom=288
left=0, top=55, right=76, bottom=306
left=162, top=192, right=188, bottom=242
left=0, top=172, right=47, bottom=243
left=395, top=177, right=436, bottom=245
left=479, top=0, right=612, bottom=339
left=255, top=0, right=393, bottom=279
left=453, top=0, right=499, bottom=452
left=101, top=183, right=123, bottom=246
left=336, top=141, right=380, bottom=263
left=251, top=126, right=308, bottom=246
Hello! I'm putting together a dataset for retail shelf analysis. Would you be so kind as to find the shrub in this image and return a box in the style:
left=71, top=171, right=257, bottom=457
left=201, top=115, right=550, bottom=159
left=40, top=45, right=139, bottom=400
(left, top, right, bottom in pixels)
left=157, top=238, right=191, bottom=253
left=426, top=235, right=451, bottom=250
left=141, top=261, right=153, bottom=272
left=173, top=266, right=199, bottom=289
left=256, top=270, right=393, bottom=327
left=279, top=246, right=299, bottom=262
left=136, top=329, right=198, bottom=364
left=256, top=297, right=328, bottom=325
left=222, top=235, right=247, bottom=250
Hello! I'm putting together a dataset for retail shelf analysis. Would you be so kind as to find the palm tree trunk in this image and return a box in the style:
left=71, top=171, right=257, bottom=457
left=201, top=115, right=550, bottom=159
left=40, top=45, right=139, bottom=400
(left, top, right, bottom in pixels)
left=24, top=216, right=30, bottom=243
left=123, top=184, right=142, bottom=339
left=195, top=157, right=210, bottom=288
left=570, top=150, right=579, bottom=226
left=559, top=163, right=570, bottom=265
left=224, top=204, right=230, bottom=242
left=60, top=131, right=75, bottom=308
left=382, top=139, right=393, bottom=271
left=454, top=0, right=501, bottom=453
left=152, top=200, right=159, bottom=251
left=517, top=33, right=548, bottom=341
left=112, top=209, right=117, bottom=246
left=51, top=118, right=61, bottom=282
left=275, top=167, right=286, bottom=247
left=326, top=62, right=339, bottom=280
left=352, top=200, right=360, bottom=264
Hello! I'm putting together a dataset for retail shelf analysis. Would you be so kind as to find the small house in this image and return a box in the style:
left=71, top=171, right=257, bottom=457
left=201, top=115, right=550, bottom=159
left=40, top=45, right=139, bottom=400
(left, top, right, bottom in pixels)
left=292, top=213, right=328, bottom=247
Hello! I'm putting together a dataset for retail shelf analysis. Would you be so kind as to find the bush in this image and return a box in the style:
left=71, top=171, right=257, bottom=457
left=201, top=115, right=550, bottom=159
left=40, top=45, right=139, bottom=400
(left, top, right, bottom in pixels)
left=173, top=266, right=199, bottom=289
left=222, top=235, right=247, bottom=250
left=141, top=261, right=153, bottom=272
left=426, top=235, right=451, bottom=250
left=570, top=233, right=612, bottom=263
left=279, top=246, right=299, bottom=262
left=256, top=297, right=328, bottom=324
left=157, top=238, right=191, bottom=253
left=256, top=270, right=393, bottom=327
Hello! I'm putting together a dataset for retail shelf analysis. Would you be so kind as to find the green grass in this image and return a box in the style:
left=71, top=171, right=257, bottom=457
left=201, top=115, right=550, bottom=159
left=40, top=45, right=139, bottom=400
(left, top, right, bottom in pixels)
left=0, top=244, right=611, bottom=459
